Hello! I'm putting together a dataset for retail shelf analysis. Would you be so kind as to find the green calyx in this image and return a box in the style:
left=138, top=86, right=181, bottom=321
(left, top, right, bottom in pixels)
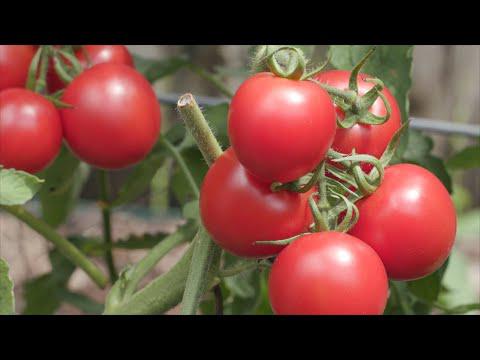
left=314, top=46, right=392, bottom=129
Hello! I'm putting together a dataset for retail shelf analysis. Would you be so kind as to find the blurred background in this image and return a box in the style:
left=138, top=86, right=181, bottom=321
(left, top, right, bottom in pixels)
left=1, top=45, right=479, bottom=314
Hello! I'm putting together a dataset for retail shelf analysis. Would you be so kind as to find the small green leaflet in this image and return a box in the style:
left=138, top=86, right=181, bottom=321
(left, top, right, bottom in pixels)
left=0, top=167, right=44, bottom=206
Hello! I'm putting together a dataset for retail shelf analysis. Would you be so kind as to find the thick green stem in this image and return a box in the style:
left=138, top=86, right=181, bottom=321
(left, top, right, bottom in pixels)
left=188, top=64, right=234, bottom=99
left=177, top=93, right=223, bottom=166
left=105, top=242, right=195, bottom=314
left=161, top=136, right=199, bottom=198
left=180, top=227, right=221, bottom=315
left=122, top=221, right=197, bottom=299
left=1, top=205, right=107, bottom=288
left=98, top=170, right=117, bottom=283
left=177, top=92, right=224, bottom=315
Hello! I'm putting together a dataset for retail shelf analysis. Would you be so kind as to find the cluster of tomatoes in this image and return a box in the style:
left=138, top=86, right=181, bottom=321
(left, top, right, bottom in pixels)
left=199, top=48, right=457, bottom=315
left=0, top=45, right=161, bottom=174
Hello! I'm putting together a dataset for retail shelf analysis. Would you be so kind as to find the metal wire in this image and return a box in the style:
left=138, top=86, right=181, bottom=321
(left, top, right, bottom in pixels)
left=157, top=93, right=480, bottom=138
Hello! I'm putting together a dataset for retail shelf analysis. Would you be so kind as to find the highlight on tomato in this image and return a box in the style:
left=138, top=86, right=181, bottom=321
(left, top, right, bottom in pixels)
left=200, top=148, right=313, bottom=258
left=268, top=231, right=389, bottom=315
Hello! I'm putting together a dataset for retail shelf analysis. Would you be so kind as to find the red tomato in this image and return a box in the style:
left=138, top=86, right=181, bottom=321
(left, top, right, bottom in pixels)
left=200, top=148, right=313, bottom=258
left=349, top=164, right=456, bottom=280
left=228, top=72, right=336, bottom=184
left=268, top=231, right=388, bottom=315
left=0, top=45, right=36, bottom=90
left=60, top=63, right=161, bottom=169
left=0, top=88, right=63, bottom=173
left=315, top=70, right=401, bottom=171
left=47, top=45, right=133, bottom=93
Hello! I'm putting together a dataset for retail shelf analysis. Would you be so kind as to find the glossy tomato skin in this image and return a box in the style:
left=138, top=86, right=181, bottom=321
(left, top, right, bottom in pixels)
left=228, top=72, right=336, bottom=184
left=269, top=231, right=388, bottom=315
left=0, top=45, right=36, bottom=91
left=0, top=88, right=63, bottom=173
left=200, top=148, right=313, bottom=258
left=315, top=70, right=401, bottom=171
left=47, top=45, right=134, bottom=93
left=350, top=164, right=457, bottom=280
left=60, top=63, right=161, bottom=169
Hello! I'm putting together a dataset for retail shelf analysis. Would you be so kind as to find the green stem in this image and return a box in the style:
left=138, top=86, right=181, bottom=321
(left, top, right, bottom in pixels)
left=98, top=170, right=117, bottom=283
left=105, top=241, right=196, bottom=314
left=180, top=227, right=221, bottom=315
left=161, top=136, right=199, bottom=198
left=177, top=93, right=223, bottom=166
left=188, top=64, right=234, bottom=99
left=177, top=92, right=224, bottom=315
left=213, top=284, right=224, bottom=315
left=122, top=221, right=197, bottom=299
left=0, top=205, right=107, bottom=288
left=34, top=46, right=50, bottom=93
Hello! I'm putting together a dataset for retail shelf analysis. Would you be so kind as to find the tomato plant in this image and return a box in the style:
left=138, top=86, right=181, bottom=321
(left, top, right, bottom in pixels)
left=60, top=63, right=161, bottom=169
left=228, top=72, right=336, bottom=183
left=0, top=45, right=36, bottom=91
left=268, top=231, right=389, bottom=315
left=0, top=45, right=476, bottom=317
left=0, top=88, right=63, bottom=173
left=349, top=163, right=457, bottom=280
left=200, top=148, right=313, bottom=258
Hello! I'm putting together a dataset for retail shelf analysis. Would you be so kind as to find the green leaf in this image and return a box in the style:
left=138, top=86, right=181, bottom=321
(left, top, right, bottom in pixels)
left=447, top=145, right=480, bottom=170
left=38, top=146, right=90, bottom=227
left=172, top=147, right=208, bottom=204
left=23, top=244, right=77, bottom=315
left=111, top=147, right=166, bottom=207
left=445, top=303, right=480, bottom=315
left=0, top=258, right=15, bottom=315
left=329, top=45, right=414, bottom=125
left=407, top=259, right=450, bottom=314
left=133, top=54, right=190, bottom=83
left=401, top=130, right=453, bottom=193
left=0, top=167, right=44, bottom=205
left=222, top=253, right=264, bottom=315
left=58, top=290, right=104, bottom=314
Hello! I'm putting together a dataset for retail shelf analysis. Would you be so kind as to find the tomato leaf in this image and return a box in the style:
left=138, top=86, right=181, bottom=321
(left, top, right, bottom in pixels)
left=446, top=145, right=480, bottom=170
left=23, top=245, right=76, bottom=314
left=57, top=289, right=104, bottom=314
left=400, top=130, right=453, bottom=193
left=38, top=146, right=90, bottom=227
left=0, top=167, right=44, bottom=206
left=133, top=54, right=190, bottom=83
left=0, top=258, right=15, bottom=315
left=329, top=45, right=413, bottom=125
left=111, top=147, right=167, bottom=207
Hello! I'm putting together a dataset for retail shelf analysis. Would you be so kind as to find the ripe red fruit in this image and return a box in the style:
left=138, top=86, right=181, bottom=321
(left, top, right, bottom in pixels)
left=0, top=45, right=36, bottom=91
left=268, top=231, right=389, bottom=315
left=228, top=72, right=336, bottom=183
left=0, top=88, right=63, bottom=173
left=200, top=148, right=313, bottom=258
left=60, top=63, right=161, bottom=169
left=349, top=164, right=457, bottom=280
